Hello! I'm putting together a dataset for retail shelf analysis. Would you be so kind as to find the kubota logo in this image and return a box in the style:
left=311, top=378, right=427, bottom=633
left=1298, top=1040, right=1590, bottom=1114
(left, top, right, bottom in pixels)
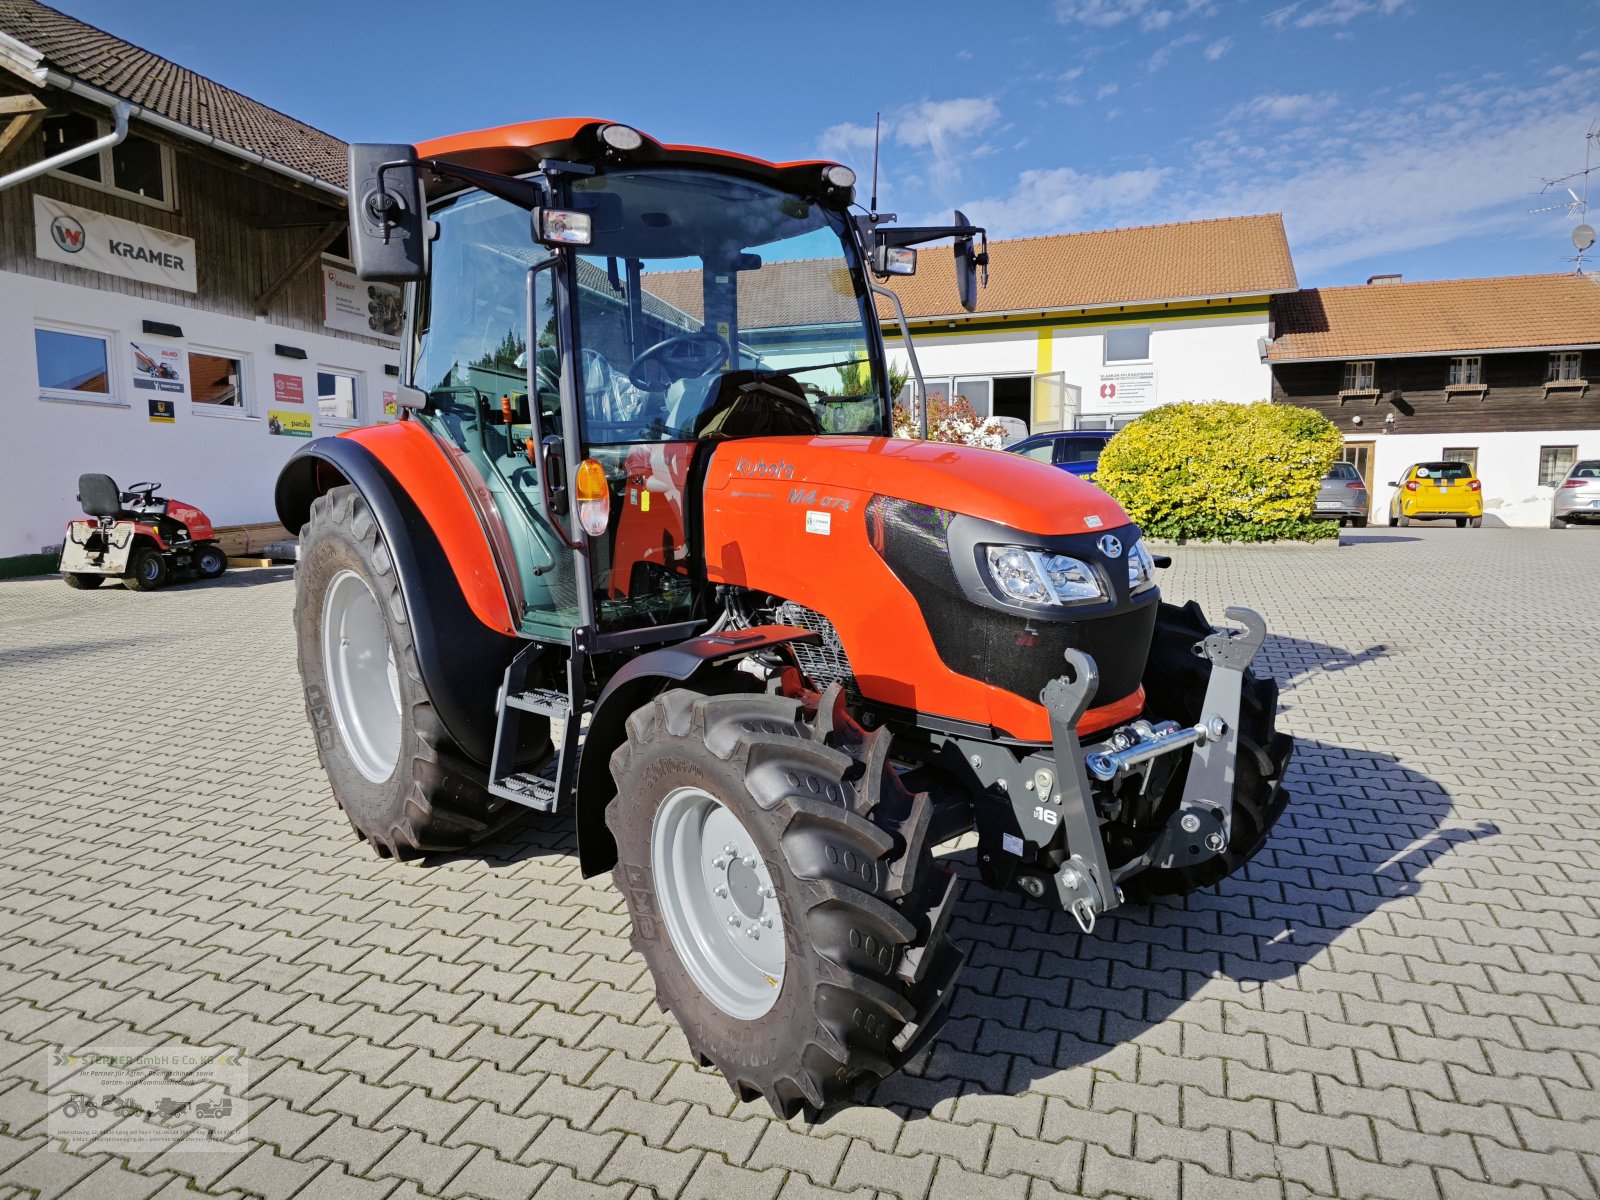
left=50, top=214, right=86, bottom=253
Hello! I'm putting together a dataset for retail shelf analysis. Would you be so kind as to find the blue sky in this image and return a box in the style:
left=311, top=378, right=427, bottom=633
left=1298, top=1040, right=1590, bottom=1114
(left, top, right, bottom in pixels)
left=63, top=0, right=1600, bottom=287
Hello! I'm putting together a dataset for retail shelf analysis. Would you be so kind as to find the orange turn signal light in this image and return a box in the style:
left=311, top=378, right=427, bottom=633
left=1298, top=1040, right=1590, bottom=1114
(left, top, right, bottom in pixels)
left=575, top=458, right=608, bottom=502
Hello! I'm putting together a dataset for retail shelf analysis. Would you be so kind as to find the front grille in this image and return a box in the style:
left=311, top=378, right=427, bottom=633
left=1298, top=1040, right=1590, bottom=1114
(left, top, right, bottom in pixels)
left=775, top=600, right=860, bottom=699
left=868, top=496, right=1155, bottom=711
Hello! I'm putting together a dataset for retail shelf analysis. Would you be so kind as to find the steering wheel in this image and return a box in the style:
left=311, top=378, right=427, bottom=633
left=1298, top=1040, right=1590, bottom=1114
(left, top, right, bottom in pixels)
left=123, top=481, right=161, bottom=499
left=627, top=331, right=730, bottom=391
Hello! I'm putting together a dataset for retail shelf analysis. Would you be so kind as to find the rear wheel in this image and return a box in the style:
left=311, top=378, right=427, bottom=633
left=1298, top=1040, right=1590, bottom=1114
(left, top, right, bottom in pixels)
left=1387, top=510, right=1398, bottom=527
left=1454, top=517, right=1467, bottom=528
left=607, top=688, right=963, bottom=1118
left=1117, top=601, right=1293, bottom=900
left=1551, top=515, right=1567, bottom=529
left=1467, top=516, right=1482, bottom=528
left=1351, top=515, right=1367, bottom=528
left=295, top=485, right=518, bottom=858
left=63, top=573, right=104, bottom=590
left=124, top=547, right=167, bottom=591
left=1396, top=511, right=1412, bottom=528
left=196, top=543, right=227, bottom=579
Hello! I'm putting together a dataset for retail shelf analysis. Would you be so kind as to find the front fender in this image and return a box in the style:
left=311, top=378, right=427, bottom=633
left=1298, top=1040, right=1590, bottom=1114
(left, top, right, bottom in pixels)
left=574, top=625, right=818, bottom=877
left=275, top=434, right=522, bottom=767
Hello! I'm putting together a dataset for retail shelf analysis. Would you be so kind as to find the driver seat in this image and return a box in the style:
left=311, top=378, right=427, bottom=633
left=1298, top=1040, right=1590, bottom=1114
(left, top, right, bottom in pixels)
left=77, top=473, right=127, bottom=519
left=693, top=372, right=820, bottom=440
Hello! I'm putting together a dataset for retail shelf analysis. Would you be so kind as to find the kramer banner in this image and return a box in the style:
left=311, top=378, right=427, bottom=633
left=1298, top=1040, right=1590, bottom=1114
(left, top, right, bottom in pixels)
left=34, top=196, right=197, bottom=293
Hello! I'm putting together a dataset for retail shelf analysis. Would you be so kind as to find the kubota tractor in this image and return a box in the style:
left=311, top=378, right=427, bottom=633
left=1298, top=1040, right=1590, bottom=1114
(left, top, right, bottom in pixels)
left=275, top=119, right=1292, bottom=1117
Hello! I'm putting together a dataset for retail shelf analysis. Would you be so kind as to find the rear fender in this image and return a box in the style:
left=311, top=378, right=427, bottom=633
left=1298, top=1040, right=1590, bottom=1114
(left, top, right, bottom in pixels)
left=575, top=625, right=818, bottom=877
left=274, top=433, right=522, bottom=766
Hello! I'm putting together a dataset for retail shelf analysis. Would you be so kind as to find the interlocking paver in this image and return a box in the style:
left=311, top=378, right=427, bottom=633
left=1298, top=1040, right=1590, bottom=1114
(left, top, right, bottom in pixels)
left=3, top=530, right=1599, bottom=1197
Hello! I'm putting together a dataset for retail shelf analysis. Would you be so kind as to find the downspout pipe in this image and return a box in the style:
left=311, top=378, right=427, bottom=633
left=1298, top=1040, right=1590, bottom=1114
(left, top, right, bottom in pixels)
left=0, top=97, right=128, bottom=193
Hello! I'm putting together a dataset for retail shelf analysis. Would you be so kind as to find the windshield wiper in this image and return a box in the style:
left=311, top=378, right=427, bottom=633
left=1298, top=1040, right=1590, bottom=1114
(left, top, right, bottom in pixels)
left=752, top=358, right=862, bottom=380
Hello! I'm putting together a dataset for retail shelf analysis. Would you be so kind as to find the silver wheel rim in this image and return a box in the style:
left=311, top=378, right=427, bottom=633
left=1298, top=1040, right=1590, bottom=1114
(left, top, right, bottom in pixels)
left=141, top=556, right=160, bottom=582
left=651, top=786, right=785, bottom=1019
left=321, top=569, right=401, bottom=783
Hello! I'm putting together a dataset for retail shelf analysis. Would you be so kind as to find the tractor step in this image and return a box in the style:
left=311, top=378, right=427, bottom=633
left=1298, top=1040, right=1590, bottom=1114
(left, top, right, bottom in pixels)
left=506, top=688, right=570, bottom=717
left=491, top=760, right=560, bottom=812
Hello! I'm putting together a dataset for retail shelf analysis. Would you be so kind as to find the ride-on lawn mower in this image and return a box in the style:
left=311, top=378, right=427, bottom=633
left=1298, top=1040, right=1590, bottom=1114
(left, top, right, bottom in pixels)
left=60, top=474, right=227, bottom=591
left=276, top=119, right=1293, bottom=1118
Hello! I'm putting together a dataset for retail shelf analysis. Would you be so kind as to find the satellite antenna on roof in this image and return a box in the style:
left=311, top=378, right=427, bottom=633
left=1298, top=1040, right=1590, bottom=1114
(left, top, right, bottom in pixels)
left=1531, top=116, right=1600, bottom=271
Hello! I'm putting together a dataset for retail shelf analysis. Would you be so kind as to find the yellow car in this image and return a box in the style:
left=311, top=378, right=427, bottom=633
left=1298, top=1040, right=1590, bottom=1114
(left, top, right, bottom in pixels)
left=1388, top=461, right=1483, bottom=527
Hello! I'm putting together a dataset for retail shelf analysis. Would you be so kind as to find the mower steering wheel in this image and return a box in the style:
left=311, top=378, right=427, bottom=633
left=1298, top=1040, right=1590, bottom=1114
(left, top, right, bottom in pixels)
left=124, top=481, right=161, bottom=498
left=627, top=331, right=730, bottom=391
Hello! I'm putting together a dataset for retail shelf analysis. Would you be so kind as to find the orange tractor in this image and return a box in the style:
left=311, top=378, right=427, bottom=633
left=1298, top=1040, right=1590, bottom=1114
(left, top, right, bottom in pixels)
left=276, top=119, right=1291, bottom=1116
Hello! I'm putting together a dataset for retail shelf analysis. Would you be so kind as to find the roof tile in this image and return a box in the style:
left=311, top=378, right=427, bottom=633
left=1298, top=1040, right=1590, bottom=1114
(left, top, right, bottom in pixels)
left=1268, top=274, right=1600, bottom=360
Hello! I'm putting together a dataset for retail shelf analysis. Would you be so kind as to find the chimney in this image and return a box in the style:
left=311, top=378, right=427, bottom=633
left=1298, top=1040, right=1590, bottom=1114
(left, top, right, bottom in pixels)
left=1367, top=273, right=1403, bottom=286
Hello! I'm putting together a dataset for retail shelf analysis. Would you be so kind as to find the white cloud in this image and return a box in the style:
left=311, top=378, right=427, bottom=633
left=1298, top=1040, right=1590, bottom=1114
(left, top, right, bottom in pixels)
left=1060, top=66, right=1085, bottom=81
left=817, top=121, right=877, bottom=163
left=894, top=98, right=1002, bottom=148
left=1148, top=31, right=1201, bottom=72
left=1096, top=83, right=1121, bottom=100
left=956, top=164, right=1170, bottom=236
left=1265, top=0, right=1406, bottom=30
left=1203, top=36, right=1233, bottom=60
left=1227, top=92, right=1338, bottom=122
left=1053, top=0, right=1155, bottom=27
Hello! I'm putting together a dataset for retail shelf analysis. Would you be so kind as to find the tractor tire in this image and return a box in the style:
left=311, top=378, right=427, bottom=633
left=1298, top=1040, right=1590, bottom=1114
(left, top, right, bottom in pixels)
left=295, top=485, right=518, bottom=859
left=62, top=573, right=104, bottom=589
left=1118, top=600, right=1294, bottom=901
left=607, top=688, right=963, bottom=1119
left=124, top=547, right=168, bottom=591
left=196, top=542, right=228, bottom=579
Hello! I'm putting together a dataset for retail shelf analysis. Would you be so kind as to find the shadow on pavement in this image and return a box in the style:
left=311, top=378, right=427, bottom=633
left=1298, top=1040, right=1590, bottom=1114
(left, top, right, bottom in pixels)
left=1261, top=632, right=1395, bottom=695
left=847, top=737, right=1494, bottom=1121
left=1338, top=533, right=1421, bottom=544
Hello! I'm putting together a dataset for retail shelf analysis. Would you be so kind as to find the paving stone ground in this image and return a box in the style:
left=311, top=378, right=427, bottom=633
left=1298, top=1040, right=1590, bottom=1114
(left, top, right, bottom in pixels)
left=2, top=525, right=1598, bottom=1200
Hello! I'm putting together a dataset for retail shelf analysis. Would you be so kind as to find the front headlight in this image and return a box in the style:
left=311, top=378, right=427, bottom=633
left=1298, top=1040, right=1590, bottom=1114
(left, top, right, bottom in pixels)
left=985, top=546, right=1105, bottom=607
left=1127, top=538, right=1157, bottom=594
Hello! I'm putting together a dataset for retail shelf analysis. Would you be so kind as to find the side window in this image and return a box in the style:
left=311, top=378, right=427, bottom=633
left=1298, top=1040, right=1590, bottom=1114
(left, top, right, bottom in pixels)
left=316, top=369, right=360, bottom=424
left=1104, top=327, right=1149, bottom=363
left=36, top=325, right=115, bottom=404
left=1018, top=442, right=1054, bottom=463
left=189, top=349, right=248, bottom=416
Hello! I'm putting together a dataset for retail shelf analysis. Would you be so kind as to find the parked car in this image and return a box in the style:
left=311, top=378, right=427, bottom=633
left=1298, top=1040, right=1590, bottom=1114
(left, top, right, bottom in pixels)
left=1314, top=461, right=1370, bottom=527
left=1387, top=461, right=1483, bottom=527
left=1006, top=429, right=1116, bottom=477
left=1551, top=459, right=1600, bottom=528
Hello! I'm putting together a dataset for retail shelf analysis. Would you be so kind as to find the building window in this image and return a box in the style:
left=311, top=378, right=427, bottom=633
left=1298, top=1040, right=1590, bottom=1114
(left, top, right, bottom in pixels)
left=317, top=369, right=361, bottom=423
left=1442, top=447, right=1478, bottom=475
left=1540, top=445, right=1577, bottom=488
left=954, top=377, right=991, bottom=419
left=190, top=350, right=248, bottom=415
left=1104, top=327, right=1150, bottom=363
left=41, top=113, right=174, bottom=208
left=1342, top=360, right=1375, bottom=391
left=1546, top=352, right=1582, bottom=382
left=35, top=326, right=114, bottom=403
left=1448, top=357, right=1481, bottom=386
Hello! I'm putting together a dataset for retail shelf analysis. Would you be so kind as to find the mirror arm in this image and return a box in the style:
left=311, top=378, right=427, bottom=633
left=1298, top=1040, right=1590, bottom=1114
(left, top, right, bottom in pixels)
left=870, top=281, right=929, bottom=440
left=414, top=158, right=548, bottom=210
left=871, top=222, right=986, bottom=249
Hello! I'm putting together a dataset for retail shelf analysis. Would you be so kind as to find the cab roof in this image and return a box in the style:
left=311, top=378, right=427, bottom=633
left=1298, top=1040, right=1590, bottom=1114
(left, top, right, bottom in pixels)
left=416, top=117, right=844, bottom=195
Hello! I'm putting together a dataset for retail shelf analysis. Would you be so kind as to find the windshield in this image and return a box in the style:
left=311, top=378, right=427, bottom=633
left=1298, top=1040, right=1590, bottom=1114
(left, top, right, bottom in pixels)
left=565, top=167, right=884, bottom=445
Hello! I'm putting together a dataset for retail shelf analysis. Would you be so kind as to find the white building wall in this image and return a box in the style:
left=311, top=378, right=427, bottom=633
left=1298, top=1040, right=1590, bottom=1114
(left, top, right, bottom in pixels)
left=888, top=309, right=1272, bottom=424
left=1362, top=430, right=1600, bottom=529
left=0, top=272, right=399, bottom=559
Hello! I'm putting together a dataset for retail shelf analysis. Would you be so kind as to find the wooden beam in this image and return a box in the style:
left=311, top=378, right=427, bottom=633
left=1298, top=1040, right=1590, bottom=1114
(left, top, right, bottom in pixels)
left=0, top=111, right=43, bottom=164
left=253, top=221, right=344, bottom=316
left=0, top=94, right=47, bottom=115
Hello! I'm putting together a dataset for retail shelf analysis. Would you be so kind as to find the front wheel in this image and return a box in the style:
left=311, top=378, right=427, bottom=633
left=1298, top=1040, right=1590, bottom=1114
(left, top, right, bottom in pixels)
left=607, top=690, right=963, bottom=1118
left=195, top=543, right=227, bottom=579
left=63, top=573, right=104, bottom=590
left=295, top=486, right=519, bottom=858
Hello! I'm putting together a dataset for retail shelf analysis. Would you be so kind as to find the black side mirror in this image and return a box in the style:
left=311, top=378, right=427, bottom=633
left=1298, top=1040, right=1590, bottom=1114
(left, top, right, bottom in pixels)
left=348, top=143, right=427, bottom=282
left=952, top=209, right=988, bottom=313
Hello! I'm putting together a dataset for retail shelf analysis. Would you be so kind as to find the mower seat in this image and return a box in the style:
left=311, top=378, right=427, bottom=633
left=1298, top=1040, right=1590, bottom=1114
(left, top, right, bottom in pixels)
left=78, top=473, right=126, bottom=518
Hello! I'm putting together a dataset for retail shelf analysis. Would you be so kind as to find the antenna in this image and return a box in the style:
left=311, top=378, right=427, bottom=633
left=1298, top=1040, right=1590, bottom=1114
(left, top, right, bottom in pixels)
left=870, top=111, right=882, bottom=216
left=1531, top=115, right=1600, bottom=271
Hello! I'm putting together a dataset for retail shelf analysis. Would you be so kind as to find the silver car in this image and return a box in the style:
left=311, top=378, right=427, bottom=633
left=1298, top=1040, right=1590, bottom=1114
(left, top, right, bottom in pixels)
left=1551, top=459, right=1600, bottom=528
left=1314, top=461, right=1370, bottom=527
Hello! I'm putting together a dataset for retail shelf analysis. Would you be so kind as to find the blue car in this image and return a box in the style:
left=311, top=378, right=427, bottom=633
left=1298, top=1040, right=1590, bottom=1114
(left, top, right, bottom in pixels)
left=1006, top=430, right=1116, bottom=478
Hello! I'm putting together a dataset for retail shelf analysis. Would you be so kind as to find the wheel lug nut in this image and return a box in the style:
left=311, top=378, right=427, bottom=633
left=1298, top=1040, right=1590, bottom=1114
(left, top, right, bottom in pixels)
left=760, top=914, right=773, bottom=928
left=726, top=914, right=741, bottom=927
left=714, top=885, right=729, bottom=898
left=741, top=855, right=757, bottom=869
left=759, top=885, right=775, bottom=899
left=745, top=926, right=760, bottom=940
left=723, top=843, right=737, bottom=855
left=711, top=855, right=729, bottom=869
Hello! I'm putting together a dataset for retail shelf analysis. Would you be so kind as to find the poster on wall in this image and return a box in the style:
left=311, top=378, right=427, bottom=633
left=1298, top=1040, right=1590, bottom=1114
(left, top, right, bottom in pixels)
left=268, top=410, right=313, bottom=438
left=130, top=341, right=186, bottom=394
left=34, top=195, right=198, bottom=293
left=273, top=373, right=305, bottom=404
left=1095, top=369, right=1157, bottom=412
left=322, top=262, right=401, bottom=341
left=147, top=398, right=175, bottom=424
